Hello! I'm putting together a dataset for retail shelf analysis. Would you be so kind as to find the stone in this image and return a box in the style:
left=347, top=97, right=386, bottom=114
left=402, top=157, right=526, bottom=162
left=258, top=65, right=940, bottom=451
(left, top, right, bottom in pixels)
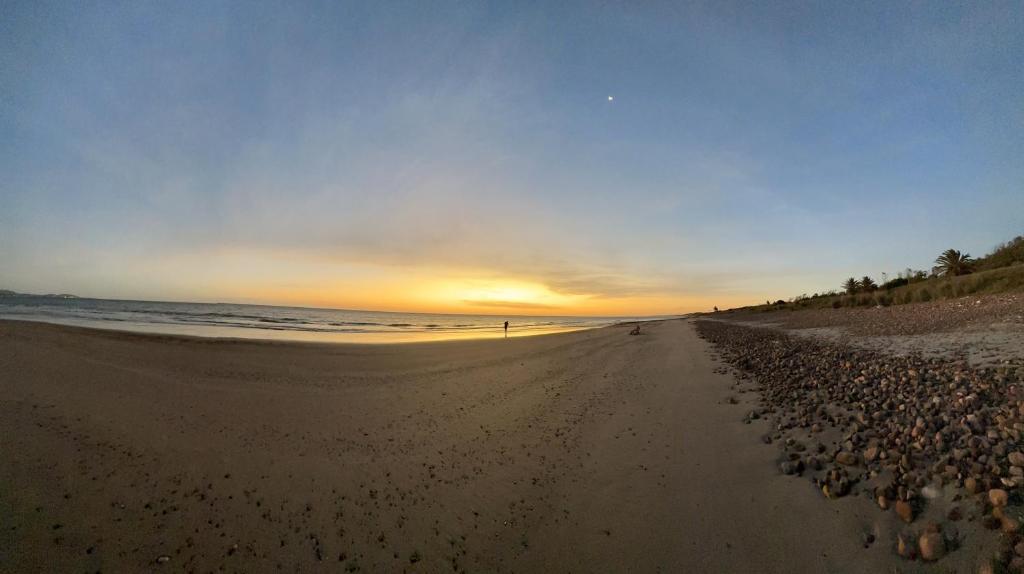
left=919, top=531, right=946, bottom=561
left=989, top=489, right=1009, bottom=508
left=965, top=477, right=979, bottom=494
left=156, top=555, right=171, bottom=564
left=947, top=506, right=962, bottom=521
left=780, top=460, right=802, bottom=475
left=835, top=451, right=858, bottom=466
left=1009, top=452, right=1024, bottom=466
left=1001, top=516, right=1020, bottom=533
left=877, top=496, right=889, bottom=510
left=864, top=446, right=880, bottom=462
left=896, top=531, right=916, bottom=560
left=894, top=500, right=914, bottom=523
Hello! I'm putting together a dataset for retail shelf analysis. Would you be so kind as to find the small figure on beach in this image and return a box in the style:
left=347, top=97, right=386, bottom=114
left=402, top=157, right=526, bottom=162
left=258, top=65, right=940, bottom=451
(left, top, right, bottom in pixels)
left=504, top=321, right=509, bottom=338
left=629, top=323, right=641, bottom=336
left=713, top=306, right=719, bottom=312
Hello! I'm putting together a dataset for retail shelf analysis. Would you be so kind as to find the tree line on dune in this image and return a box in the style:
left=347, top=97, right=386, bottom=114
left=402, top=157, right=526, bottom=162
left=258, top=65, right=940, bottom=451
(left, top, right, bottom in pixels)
left=753, top=235, right=1024, bottom=311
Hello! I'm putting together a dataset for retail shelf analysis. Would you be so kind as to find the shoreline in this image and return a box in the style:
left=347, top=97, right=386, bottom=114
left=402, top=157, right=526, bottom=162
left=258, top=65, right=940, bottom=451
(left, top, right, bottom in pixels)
left=0, top=316, right=675, bottom=347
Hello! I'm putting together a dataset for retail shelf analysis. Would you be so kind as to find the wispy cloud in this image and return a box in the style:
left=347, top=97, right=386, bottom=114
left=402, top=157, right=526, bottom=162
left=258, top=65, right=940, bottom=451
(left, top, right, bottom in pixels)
left=462, top=299, right=555, bottom=309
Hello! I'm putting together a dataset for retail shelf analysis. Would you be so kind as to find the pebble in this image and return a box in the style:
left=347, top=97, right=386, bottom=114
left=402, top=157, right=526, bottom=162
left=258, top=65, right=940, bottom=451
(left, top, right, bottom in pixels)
left=894, top=500, right=914, bottom=524
left=965, top=477, right=978, bottom=494
left=990, top=489, right=1009, bottom=508
left=896, top=531, right=917, bottom=560
left=919, top=531, right=946, bottom=561
left=835, top=452, right=857, bottom=466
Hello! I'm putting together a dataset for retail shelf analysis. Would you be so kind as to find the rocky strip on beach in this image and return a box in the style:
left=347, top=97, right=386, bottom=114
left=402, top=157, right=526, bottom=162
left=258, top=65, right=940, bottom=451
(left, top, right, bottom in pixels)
left=696, top=319, right=1024, bottom=572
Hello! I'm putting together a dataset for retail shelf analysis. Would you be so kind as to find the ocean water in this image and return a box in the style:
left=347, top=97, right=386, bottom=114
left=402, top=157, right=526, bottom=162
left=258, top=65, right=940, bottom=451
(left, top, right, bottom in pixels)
left=0, top=296, right=672, bottom=343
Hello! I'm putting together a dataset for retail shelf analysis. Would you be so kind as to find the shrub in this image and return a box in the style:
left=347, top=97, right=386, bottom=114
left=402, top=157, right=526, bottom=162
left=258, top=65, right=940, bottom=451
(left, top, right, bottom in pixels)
left=881, top=277, right=909, bottom=290
left=977, top=236, right=1024, bottom=270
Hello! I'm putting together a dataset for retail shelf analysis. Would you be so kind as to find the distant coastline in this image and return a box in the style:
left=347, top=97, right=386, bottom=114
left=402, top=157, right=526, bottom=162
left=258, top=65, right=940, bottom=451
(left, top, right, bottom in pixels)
left=0, top=289, right=79, bottom=299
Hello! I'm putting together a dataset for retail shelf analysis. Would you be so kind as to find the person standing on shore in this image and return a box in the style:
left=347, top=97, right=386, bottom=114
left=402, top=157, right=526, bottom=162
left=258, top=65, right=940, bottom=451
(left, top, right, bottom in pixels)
left=504, top=321, right=509, bottom=338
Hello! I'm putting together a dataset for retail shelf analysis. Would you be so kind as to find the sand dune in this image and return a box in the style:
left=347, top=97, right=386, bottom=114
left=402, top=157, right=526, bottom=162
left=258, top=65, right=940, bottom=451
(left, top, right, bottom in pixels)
left=2, top=318, right=919, bottom=572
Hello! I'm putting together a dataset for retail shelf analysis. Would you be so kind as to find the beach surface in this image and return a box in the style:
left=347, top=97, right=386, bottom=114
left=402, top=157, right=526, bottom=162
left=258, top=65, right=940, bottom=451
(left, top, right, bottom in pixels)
left=2, top=318, right=928, bottom=573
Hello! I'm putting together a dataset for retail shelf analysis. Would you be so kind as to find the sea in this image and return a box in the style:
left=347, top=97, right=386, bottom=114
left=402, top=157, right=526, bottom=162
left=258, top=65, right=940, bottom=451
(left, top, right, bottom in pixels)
left=0, top=296, right=674, bottom=343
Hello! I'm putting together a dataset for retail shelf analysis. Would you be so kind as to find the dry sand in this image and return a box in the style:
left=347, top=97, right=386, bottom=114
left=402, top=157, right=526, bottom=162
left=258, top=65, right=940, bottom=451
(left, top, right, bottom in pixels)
left=1, top=318, right=922, bottom=573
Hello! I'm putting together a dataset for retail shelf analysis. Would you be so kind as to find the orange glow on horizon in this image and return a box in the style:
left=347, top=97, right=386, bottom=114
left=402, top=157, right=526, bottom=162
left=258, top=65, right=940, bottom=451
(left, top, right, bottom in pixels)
left=139, top=249, right=758, bottom=316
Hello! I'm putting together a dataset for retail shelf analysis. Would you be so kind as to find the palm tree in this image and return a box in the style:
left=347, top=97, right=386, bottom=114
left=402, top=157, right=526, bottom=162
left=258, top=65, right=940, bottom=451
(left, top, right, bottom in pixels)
left=843, top=277, right=858, bottom=295
left=933, top=249, right=974, bottom=277
left=859, top=276, right=877, bottom=291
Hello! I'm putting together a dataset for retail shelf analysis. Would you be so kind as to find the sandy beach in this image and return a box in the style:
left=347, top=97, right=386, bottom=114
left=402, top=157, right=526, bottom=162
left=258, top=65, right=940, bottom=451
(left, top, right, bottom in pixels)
left=0, top=317, right=939, bottom=573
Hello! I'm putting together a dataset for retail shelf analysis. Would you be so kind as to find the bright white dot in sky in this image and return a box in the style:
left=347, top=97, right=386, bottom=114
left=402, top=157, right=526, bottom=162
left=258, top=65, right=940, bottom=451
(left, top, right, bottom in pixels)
left=608, top=95, right=614, bottom=101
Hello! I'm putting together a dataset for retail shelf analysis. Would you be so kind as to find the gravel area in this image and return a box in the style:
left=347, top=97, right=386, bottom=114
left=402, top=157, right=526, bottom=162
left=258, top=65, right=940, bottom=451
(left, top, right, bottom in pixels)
left=720, top=294, right=1024, bottom=368
left=697, top=318, right=1024, bottom=571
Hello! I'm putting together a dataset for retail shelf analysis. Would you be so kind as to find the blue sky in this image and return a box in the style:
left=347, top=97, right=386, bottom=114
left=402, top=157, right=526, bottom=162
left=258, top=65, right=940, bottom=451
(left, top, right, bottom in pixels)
left=1, top=1, right=1021, bottom=313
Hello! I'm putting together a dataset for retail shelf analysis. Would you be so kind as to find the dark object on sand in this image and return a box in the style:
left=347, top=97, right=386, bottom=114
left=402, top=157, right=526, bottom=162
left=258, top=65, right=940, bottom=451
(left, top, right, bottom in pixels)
left=629, top=323, right=641, bottom=336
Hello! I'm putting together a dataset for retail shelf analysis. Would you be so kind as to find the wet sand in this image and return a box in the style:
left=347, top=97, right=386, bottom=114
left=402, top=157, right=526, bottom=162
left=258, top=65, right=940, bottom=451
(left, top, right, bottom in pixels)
left=1, top=318, right=913, bottom=573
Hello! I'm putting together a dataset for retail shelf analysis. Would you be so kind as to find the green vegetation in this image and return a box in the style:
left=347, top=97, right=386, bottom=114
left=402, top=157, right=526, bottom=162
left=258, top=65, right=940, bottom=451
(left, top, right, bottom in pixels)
left=932, top=249, right=974, bottom=277
left=976, top=236, right=1024, bottom=271
left=733, top=234, right=1024, bottom=312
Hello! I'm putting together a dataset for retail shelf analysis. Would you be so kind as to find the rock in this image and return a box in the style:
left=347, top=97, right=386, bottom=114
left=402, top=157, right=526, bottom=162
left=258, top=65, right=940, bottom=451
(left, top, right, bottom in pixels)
left=1010, top=452, right=1024, bottom=466
left=1014, top=540, right=1024, bottom=557
left=965, top=477, right=978, bottom=494
left=156, top=555, right=171, bottom=564
left=896, top=531, right=916, bottom=560
left=1001, top=515, right=1020, bottom=533
left=835, top=451, right=858, bottom=466
left=989, top=489, right=1009, bottom=508
left=919, top=531, right=946, bottom=561
left=780, top=460, right=802, bottom=475
left=894, top=500, right=914, bottom=523
left=877, top=496, right=890, bottom=510
left=948, top=506, right=962, bottom=521
left=864, top=446, right=880, bottom=462
left=983, top=514, right=1002, bottom=529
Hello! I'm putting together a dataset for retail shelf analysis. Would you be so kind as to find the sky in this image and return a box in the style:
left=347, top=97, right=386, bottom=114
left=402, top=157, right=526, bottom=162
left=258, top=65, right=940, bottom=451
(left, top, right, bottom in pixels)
left=1, top=1, right=1022, bottom=316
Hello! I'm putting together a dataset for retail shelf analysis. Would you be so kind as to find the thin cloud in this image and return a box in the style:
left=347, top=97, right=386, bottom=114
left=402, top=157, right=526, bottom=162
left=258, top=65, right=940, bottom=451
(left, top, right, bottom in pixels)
left=462, top=299, right=557, bottom=309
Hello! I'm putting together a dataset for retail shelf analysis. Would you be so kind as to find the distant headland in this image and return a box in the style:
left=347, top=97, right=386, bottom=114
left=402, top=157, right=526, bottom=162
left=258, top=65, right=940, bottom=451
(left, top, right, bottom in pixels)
left=0, top=289, right=79, bottom=299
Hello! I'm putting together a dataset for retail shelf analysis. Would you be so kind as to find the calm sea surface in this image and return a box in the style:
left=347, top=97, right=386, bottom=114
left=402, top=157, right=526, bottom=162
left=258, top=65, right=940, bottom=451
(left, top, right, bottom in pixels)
left=0, top=296, right=675, bottom=343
